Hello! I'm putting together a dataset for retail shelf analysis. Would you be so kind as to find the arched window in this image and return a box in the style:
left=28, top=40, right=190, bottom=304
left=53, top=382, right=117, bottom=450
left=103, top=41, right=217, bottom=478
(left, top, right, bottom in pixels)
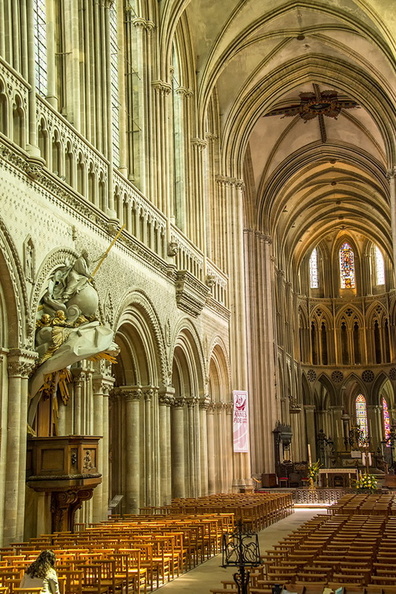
left=109, top=4, right=120, bottom=168
left=33, top=0, right=48, bottom=96
left=374, top=245, right=385, bottom=285
left=309, top=247, right=318, bottom=288
left=382, top=397, right=391, bottom=443
left=356, top=394, right=368, bottom=444
left=339, top=242, right=355, bottom=289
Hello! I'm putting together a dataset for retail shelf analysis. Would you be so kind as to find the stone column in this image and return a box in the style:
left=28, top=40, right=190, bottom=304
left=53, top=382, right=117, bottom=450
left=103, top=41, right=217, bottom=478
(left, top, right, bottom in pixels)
left=304, top=405, right=317, bottom=462
left=186, top=397, right=200, bottom=497
left=217, top=176, right=251, bottom=488
left=171, top=398, right=186, bottom=498
left=367, top=404, right=382, bottom=449
left=199, top=396, right=210, bottom=496
left=129, top=16, right=154, bottom=192
left=329, top=406, right=344, bottom=454
left=151, top=81, right=172, bottom=214
left=190, top=138, right=207, bottom=250
left=121, top=387, right=142, bottom=514
left=159, top=388, right=174, bottom=506
left=4, top=349, right=37, bottom=544
left=207, top=403, right=216, bottom=494
left=72, top=368, right=84, bottom=435
left=244, top=230, right=278, bottom=474
left=225, top=402, right=234, bottom=491
left=387, top=168, right=396, bottom=287
left=92, top=370, right=114, bottom=522
left=143, top=387, right=154, bottom=506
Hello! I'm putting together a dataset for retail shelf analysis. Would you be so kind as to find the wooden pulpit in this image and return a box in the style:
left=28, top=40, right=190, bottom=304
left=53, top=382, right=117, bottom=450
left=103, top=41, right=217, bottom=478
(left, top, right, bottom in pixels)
left=26, top=435, right=102, bottom=532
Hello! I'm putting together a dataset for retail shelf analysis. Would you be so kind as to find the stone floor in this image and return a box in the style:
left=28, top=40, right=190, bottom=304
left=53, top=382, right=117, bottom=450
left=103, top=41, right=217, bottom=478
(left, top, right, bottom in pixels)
left=156, top=507, right=328, bottom=592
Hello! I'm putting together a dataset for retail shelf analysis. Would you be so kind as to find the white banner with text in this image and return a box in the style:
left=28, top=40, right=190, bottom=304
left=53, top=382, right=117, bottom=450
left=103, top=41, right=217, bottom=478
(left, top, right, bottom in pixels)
left=233, top=390, right=249, bottom=453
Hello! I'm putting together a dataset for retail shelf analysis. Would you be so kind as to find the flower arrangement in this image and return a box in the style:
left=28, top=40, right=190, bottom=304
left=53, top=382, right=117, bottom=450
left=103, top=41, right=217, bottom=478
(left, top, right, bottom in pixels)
left=355, top=473, right=377, bottom=492
left=307, top=460, right=321, bottom=481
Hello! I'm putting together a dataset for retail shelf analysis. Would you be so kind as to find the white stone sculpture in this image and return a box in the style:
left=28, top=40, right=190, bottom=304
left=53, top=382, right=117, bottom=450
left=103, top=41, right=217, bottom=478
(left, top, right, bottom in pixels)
left=29, top=321, right=119, bottom=425
left=42, top=250, right=99, bottom=317
left=29, top=250, right=119, bottom=424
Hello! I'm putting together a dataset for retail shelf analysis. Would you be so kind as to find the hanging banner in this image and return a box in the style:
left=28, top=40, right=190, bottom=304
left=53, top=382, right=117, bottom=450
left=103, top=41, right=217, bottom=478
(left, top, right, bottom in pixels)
left=233, top=390, right=249, bottom=453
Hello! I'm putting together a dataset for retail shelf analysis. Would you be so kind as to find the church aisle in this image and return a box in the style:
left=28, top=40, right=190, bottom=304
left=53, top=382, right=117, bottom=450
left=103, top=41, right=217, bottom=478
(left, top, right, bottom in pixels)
left=156, top=508, right=327, bottom=592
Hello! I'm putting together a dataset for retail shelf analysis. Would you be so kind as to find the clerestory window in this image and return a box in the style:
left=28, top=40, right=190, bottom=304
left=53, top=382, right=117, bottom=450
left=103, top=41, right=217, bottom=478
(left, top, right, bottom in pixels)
left=33, top=0, right=48, bottom=96
left=309, top=247, right=318, bottom=289
left=340, top=242, right=355, bottom=289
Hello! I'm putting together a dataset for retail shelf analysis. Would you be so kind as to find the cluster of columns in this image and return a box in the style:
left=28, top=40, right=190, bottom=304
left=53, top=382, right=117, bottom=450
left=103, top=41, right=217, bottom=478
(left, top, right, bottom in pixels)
left=109, top=385, right=235, bottom=515
left=1, top=348, right=37, bottom=545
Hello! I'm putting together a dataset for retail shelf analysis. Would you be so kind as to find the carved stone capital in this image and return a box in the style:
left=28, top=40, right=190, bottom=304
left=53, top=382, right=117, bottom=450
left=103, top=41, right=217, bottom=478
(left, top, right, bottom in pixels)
left=7, top=349, right=38, bottom=378
left=72, top=368, right=86, bottom=384
left=143, top=388, right=155, bottom=402
left=132, top=17, right=155, bottom=31
left=199, top=396, right=211, bottom=410
left=191, top=138, right=207, bottom=150
left=225, top=402, right=234, bottom=415
left=173, top=397, right=186, bottom=408
left=152, top=80, right=172, bottom=95
left=159, top=393, right=175, bottom=406
left=386, top=167, right=396, bottom=180
left=175, top=87, right=193, bottom=98
left=113, top=386, right=143, bottom=401
left=216, top=175, right=244, bottom=189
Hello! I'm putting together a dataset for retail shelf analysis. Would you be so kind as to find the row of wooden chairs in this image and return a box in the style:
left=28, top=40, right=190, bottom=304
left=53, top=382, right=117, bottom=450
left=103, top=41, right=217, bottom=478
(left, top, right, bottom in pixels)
left=166, top=492, right=294, bottom=531
left=0, top=507, right=244, bottom=593
left=256, top=501, right=396, bottom=590
left=328, top=494, right=396, bottom=517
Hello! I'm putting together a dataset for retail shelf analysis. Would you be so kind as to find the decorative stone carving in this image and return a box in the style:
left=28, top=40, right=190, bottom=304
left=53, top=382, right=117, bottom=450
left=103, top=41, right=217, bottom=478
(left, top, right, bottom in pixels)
left=175, top=271, right=210, bottom=317
left=29, top=250, right=119, bottom=424
left=168, top=241, right=178, bottom=257
left=362, top=369, right=375, bottom=383
left=24, top=236, right=35, bottom=283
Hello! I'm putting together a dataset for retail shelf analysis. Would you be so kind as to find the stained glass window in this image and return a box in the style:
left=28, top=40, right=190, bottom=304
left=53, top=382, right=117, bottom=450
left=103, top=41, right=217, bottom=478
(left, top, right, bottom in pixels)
left=33, top=0, right=48, bottom=96
left=375, top=245, right=385, bottom=285
left=356, top=394, right=368, bottom=444
left=340, top=242, right=356, bottom=289
left=383, top=397, right=391, bottom=443
left=109, top=4, right=120, bottom=167
left=309, top=247, right=318, bottom=288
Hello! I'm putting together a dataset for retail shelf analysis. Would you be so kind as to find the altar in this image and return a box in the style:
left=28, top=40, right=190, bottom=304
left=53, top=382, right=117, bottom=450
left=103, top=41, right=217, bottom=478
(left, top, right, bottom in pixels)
left=319, top=467, right=358, bottom=488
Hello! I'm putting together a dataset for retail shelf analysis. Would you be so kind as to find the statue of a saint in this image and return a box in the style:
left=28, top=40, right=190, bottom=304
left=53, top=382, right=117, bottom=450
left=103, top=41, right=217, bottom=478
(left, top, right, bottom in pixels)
left=62, top=250, right=92, bottom=301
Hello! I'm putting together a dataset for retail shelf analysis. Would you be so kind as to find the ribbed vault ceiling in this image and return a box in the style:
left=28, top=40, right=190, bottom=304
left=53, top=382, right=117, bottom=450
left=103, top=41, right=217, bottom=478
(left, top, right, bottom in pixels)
left=182, top=0, right=396, bottom=275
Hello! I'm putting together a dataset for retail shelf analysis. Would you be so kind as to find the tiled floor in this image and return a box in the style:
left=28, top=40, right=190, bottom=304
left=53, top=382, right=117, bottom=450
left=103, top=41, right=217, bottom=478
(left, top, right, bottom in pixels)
left=157, top=508, right=328, bottom=592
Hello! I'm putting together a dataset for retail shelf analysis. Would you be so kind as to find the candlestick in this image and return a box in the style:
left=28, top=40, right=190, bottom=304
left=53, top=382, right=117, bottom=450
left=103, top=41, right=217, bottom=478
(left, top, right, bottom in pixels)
left=307, top=444, right=312, bottom=465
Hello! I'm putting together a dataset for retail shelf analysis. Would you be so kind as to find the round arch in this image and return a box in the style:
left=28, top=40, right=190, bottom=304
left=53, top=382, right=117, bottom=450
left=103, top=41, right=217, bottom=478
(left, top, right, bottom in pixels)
left=0, top=217, right=28, bottom=348
left=113, top=290, right=167, bottom=388
left=208, top=339, right=230, bottom=403
left=172, top=323, right=205, bottom=399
